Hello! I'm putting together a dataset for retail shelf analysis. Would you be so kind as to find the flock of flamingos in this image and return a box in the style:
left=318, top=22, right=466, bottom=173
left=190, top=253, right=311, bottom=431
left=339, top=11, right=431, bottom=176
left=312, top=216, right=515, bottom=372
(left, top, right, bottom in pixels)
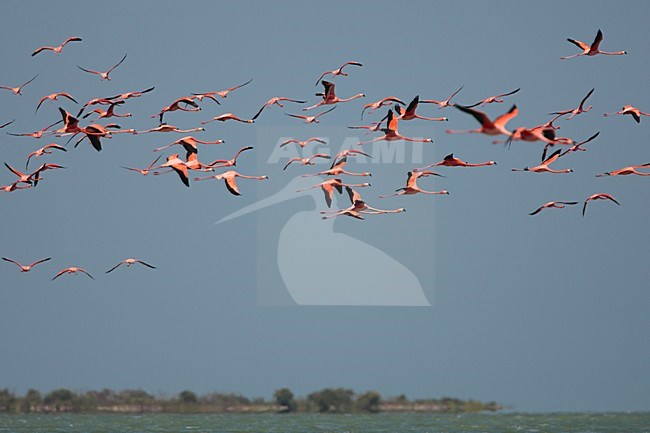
left=1, top=30, right=647, bottom=281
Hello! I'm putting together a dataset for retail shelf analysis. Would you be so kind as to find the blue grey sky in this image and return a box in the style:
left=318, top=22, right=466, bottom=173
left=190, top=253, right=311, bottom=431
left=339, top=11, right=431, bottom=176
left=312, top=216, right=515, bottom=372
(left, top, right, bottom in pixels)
left=0, top=0, right=648, bottom=412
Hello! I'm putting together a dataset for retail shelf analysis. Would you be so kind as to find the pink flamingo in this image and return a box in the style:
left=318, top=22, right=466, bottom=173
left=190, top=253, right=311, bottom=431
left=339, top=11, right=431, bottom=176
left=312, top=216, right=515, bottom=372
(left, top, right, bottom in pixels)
left=208, top=146, right=254, bottom=168
left=153, top=154, right=191, bottom=187
left=105, top=258, right=156, bottom=273
left=153, top=136, right=224, bottom=154
left=138, top=124, right=204, bottom=134
left=465, top=88, right=520, bottom=108
left=395, top=96, right=448, bottom=121
left=358, top=109, right=433, bottom=145
left=35, top=92, right=77, bottom=113
left=296, top=178, right=371, bottom=208
left=7, top=119, right=61, bottom=139
left=52, top=267, right=94, bottom=281
left=604, top=105, right=650, bottom=124
left=283, top=154, right=332, bottom=171
left=2, top=257, right=51, bottom=272
left=314, top=61, right=363, bottom=85
left=420, top=86, right=464, bottom=109
left=83, top=101, right=131, bottom=120
left=582, top=193, right=620, bottom=216
left=4, top=162, right=42, bottom=186
left=201, top=113, right=254, bottom=124
left=561, top=30, right=626, bottom=59
left=25, top=143, right=67, bottom=169
left=512, top=149, right=573, bottom=174
left=322, top=187, right=405, bottom=220
left=280, top=137, right=327, bottom=148
left=153, top=97, right=201, bottom=124
left=550, top=88, right=595, bottom=120
left=361, top=96, right=405, bottom=119
left=286, top=106, right=336, bottom=124
left=596, top=163, right=650, bottom=177
left=77, top=53, right=128, bottom=81
left=447, top=104, right=517, bottom=136
left=1, top=182, right=31, bottom=193
left=194, top=170, right=268, bottom=196
left=32, top=36, right=82, bottom=56
left=106, top=86, right=155, bottom=101
left=251, top=97, right=307, bottom=120
left=120, top=155, right=163, bottom=176
left=416, top=153, right=496, bottom=171
left=192, top=78, right=252, bottom=99
left=304, top=81, right=365, bottom=110
left=529, top=201, right=579, bottom=216
left=0, top=74, right=38, bottom=95
left=559, top=131, right=600, bottom=157
left=302, top=156, right=372, bottom=178
left=379, top=170, right=448, bottom=198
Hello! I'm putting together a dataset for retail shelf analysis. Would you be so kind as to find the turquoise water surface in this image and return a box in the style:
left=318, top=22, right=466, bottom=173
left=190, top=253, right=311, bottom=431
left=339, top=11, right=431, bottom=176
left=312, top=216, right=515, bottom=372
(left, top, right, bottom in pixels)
left=0, top=412, right=648, bottom=433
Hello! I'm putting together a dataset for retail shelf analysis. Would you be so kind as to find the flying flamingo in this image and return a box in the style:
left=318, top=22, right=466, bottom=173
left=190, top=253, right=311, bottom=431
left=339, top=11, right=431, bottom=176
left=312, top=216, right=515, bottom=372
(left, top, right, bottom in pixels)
left=77, top=53, right=128, bottom=81
left=550, top=88, right=595, bottom=120
left=105, top=258, right=156, bottom=273
left=286, top=106, right=336, bottom=124
left=153, top=136, right=224, bottom=154
left=251, top=97, right=307, bottom=120
left=304, top=81, right=365, bottom=111
left=529, top=201, right=579, bottom=216
left=596, top=163, right=650, bottom=177
left=7, top=119, right=61, bottom=139
left=207, top=146, right=254, bottom=168
left=32, top=36, right=82, bottom=56
left=561, top=30, right=627, bottom=59
left=415, top=153, right=496, bottom=171
left=511, top=149, right=573, bottom=174
left=603, top=105, right=649, bottom=124
left=314, top=61, right=363, bottom=85
left=446, top=104, right=517, bottom=136
left=194, top=170, right=268, bottom=196
left=25, top=143, right=67, bottom=169
left=75, top=123, right=133, bottom=152
left=358, top=109, right=433, bottom=145
left=302, top=157, right=372, bottom=178
left=138, top=124, right=204, bottom=134
left=4, top=162, right=41, bottom=186
left=2, top=257, right=51, bottom=272
left=192, top=78, right=253, bottom=99
left=0, top=182, right=31, bottom=193
left=153, top=97, right=201, bottom=124
left=321, top=187, right=405, bottom=219
left=582, top=193, right=620, bottom=216
left=361, top=96, right=405, bottom=119
left=120, top=155, right=162, bottom=176
left=395, top=96, right=448, bottom=121
left=420, top=86, right=464, bottom=109
left=280, top=137, right=327, bottom=148
left=296, top=178, right=371, bottom=208
left=283, top=154, right=332, bottom=171
left=35, top=92, right=77, bottom=113
left=30, top=163, right=65, bottom=187
left=559, top=131, right=600, bottom=157
left=77, top=97, right=114, bottom=116
left=106, top=86, right=155, bottom=101
left=465, top=88, right=520, bottom=108
left=347, top=121, right=383, bottom=134
left=180, top=153, right=216, bottom=173
left=153, top=154, right=191, bottom=187
left=83, top=101, right=131, bottom=120
left=334, top=149, right=372, bottom=161
left=0, top=74, right=38, bottom=95
left=201, top=113, right=254, bottom=124
left=51, top=267, right=94, bottom=280
left=379, top=170, right=448, bottom=198
left=54, top=107, right=81, bottom=135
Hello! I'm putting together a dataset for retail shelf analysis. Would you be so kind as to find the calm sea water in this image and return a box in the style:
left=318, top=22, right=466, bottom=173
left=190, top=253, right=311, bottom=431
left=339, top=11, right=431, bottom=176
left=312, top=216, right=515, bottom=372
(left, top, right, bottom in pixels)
left=0, top=412, right=648, bottom=433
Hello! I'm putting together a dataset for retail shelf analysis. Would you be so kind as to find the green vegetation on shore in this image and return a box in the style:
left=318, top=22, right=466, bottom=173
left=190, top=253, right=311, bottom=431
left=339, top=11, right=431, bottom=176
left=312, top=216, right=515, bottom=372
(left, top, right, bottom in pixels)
left=0, top=387, right=502, bottom=414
